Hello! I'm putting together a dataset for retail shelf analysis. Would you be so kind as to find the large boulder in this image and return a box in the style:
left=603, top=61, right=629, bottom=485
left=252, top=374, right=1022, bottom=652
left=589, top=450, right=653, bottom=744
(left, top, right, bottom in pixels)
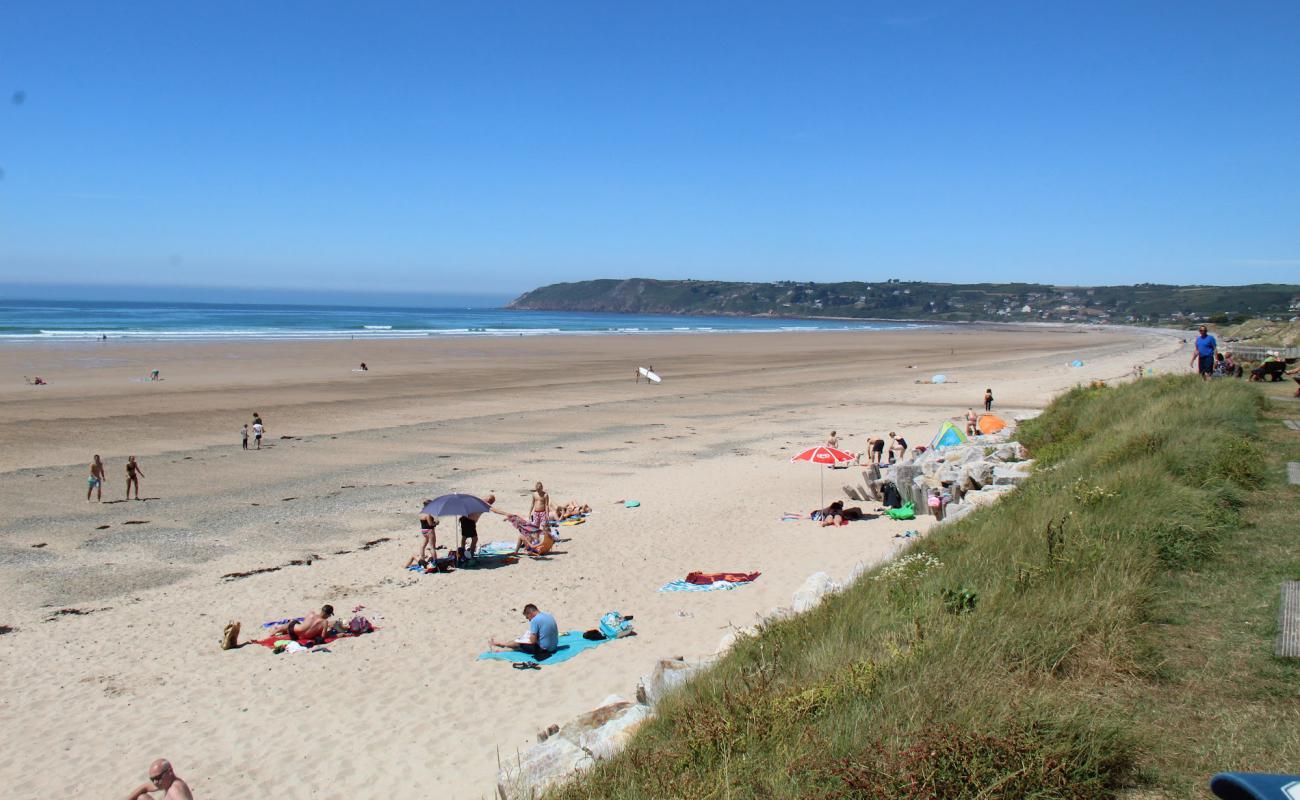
left=959, top=461, right=995, bottom=490
left=936, top=502, right=976, bottom=526
left=993, top=442, right=1029, bottom=462
left=636, top=657, right=709, bottom=706
left=792, top=571, right=840, bottom=613
left=992, top=461, right=1034, bottom=486
left=497, top=697, right=652, bottom=799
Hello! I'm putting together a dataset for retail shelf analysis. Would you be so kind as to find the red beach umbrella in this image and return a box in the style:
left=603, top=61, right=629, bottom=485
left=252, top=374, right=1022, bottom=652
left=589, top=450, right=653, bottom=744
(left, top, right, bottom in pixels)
left=790, top=445, right=857, bottom=507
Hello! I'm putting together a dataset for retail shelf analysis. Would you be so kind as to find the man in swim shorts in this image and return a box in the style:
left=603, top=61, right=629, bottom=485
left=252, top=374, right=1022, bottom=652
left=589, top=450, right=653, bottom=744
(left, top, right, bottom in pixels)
left=88, top=454, right=107, bottom=502
left=489, top=603, right=558, bottom=659
left=458, top=493, right=494, bottom=557
left=868, top=436, right=885, bottom=465
left=530, top=482, right=550, bottom=529
left=252, top=419, right=264, bottom=449
left=124, top=758, right=194, bottom=800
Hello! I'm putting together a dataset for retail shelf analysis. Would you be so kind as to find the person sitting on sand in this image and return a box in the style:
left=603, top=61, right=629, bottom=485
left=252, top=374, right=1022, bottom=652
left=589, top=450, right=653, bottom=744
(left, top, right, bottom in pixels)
left=125, top=456, right=144, bottom=501
left=124, top=758, right=193, bottom=800
left=359, top=362, right=368, bottom=371
left=88, top=454, right=107, bottom=502
left=458, top=493, right=494, bottom=557
left=489, top=603, right=558, bottom=659
left=270, top=605, right=335, bottom=642
left=25, top=375, right=48, bottom=385
left=827, top=430, right=839, bottom=448
left=492, top=507, right=556, bottom=556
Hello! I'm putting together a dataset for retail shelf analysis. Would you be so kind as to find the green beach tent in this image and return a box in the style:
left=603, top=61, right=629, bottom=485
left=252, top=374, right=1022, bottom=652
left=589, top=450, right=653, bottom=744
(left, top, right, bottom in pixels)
left=931, top=420, right=969, bottom=450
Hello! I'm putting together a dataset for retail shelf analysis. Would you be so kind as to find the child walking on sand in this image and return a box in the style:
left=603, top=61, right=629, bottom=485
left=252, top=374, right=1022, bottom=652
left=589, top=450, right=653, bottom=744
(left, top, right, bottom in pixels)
left=241, top=424, right=249, bottom=450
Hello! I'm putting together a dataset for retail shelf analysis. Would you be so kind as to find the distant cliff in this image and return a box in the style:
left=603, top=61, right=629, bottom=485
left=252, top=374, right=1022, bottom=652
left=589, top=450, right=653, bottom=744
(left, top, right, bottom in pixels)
left=507, top=278, right=1300, bottom=325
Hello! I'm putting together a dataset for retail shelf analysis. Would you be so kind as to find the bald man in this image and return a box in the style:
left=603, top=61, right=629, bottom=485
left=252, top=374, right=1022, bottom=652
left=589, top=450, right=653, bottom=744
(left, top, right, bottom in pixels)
left=125, top=758, right=193, bottom=799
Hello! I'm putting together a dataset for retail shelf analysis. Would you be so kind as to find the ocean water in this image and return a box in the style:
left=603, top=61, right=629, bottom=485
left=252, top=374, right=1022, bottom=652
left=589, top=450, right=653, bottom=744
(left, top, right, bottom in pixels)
left=0, top=299, right=921, bottom=342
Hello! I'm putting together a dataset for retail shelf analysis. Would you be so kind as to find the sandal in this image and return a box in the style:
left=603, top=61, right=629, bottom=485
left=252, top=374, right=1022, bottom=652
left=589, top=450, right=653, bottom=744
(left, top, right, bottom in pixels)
left=512, top=661, right=541, bottom=670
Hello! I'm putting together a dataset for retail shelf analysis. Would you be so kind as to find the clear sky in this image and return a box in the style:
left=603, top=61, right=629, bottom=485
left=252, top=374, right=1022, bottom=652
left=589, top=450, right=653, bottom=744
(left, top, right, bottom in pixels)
left=1, top=0, right=1298, bottom=299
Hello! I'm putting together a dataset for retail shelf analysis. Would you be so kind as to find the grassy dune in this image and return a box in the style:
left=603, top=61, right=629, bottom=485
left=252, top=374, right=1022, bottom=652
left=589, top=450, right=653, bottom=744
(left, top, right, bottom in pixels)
left=551, top=376, right=1300, bottom=799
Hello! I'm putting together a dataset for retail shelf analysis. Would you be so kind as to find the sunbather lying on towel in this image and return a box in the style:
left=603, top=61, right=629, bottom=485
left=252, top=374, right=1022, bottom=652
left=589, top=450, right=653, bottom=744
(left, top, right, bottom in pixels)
left=819, top=500, right=867, bottom=526
left=268, top=604, right=335, bottom=642
left=491, top=507, right=556, bottom=556
left=552, top=500, right=591, bottom=519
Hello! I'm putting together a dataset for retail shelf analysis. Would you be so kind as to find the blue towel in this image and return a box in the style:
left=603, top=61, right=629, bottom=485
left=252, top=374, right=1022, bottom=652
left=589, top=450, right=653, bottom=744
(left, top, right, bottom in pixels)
left=477, top=630, right=612, bottom=665
left=658, top=579, right=747, bottom=592
left=478, top=541, right=517, bottom=556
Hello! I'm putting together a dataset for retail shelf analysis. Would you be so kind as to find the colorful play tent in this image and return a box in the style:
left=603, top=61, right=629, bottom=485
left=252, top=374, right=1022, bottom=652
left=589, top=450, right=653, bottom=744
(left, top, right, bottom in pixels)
left=931, top=421, right=969, bottom=449
left=976, top=414, right=1007, bottom=435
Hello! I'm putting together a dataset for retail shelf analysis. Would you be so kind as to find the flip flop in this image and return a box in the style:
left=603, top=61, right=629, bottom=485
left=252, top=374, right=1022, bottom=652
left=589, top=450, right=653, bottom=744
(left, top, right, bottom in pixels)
left=512, top=661, right=541, bottom=670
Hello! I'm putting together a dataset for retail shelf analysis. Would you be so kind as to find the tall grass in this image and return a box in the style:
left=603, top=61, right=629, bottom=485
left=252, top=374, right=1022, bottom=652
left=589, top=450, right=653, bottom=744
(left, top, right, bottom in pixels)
left=549, top=376, right=1275, bottom=799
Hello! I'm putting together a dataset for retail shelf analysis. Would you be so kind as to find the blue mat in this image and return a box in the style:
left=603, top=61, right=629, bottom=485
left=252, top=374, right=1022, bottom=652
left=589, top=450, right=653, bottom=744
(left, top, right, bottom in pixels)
left=477, top=630, right=612, bottom=665
left=658, top=579, right=749, bottom=592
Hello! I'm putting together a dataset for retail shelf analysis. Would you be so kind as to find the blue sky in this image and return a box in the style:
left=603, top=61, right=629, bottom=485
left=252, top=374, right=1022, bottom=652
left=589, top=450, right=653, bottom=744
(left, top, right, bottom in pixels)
left=1, top=0, right=1298, bottom=298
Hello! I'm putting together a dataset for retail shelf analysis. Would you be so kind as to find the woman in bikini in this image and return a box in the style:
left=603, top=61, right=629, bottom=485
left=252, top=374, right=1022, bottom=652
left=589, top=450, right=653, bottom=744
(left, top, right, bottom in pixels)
left=125, top=456, right=144, bottom=500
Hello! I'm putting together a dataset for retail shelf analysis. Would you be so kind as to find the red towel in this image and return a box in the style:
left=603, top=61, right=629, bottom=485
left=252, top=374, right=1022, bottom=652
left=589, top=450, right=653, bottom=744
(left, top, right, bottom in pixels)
left=685, top=571, right=760, bottom=585
left=249, top=631, right=368, bottom=649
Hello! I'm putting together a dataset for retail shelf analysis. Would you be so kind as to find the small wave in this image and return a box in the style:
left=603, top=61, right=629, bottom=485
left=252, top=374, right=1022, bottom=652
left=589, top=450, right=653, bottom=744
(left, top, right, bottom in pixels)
left=362, top=325, right=393, bottom=330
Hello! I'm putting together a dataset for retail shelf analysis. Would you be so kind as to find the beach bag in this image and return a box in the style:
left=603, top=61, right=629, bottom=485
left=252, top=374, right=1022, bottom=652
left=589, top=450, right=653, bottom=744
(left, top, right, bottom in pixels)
left=882, top=482, right=902, bottom=509
left=221, top=621, right=241, bottom=651
left=598, top=611, right=634, bottom=639
left=886, top=502, right=916, bottom=521
left=347, top=615, right=374, bottom=635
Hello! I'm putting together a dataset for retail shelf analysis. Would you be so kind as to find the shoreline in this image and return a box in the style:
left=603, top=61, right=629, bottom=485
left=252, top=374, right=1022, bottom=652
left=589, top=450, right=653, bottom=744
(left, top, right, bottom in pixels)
left=0, top=325, right=1189, bottom=798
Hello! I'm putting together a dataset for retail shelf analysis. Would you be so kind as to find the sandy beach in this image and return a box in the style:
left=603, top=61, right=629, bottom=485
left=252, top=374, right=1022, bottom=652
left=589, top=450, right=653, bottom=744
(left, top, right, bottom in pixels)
left=0, top=324, right=1186, bottom=798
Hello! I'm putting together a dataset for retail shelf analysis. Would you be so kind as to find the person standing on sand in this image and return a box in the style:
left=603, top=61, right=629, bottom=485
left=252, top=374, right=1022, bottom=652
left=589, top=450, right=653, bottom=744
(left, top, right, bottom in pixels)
left=984, top=388, right=994, bottom=411
left=252, top=419, right=265, bottom=450
left=965, top=408, right=978, bottom=437
left=868, top=436, right=885, bottom=465
left=530, top=482, right=550, bottom=529
left=125, top=456, right=144, bottom=500
left=888, top=432, right=908, bottom=464
left=418, top=503, right=438, bottom=561
left=88, top=455, right=107, bottom=502
left=1190, top=325, right=1217, bottom=381
left=241, top=423, right=249, bottom=450
left=124, top=758, right=193, bottom=800
left=827, top=430, right=839, bottom=448
left=459, top=493, right=495, bottom=557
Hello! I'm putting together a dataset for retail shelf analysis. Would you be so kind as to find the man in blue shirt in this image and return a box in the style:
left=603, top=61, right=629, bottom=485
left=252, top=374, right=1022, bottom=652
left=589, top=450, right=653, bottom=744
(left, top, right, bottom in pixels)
left=490, top=603, right=558, bottom=659
left=1191, top=325, right=1217, bottom=381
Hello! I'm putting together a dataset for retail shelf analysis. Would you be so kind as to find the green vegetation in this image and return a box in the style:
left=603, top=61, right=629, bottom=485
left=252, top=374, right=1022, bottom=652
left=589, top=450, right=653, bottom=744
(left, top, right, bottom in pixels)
left=550, top=377, right=1300, bottom=799
left=1225, top=317, right=1300, bottom=349
left=508, top=278, right=1300, bottom=325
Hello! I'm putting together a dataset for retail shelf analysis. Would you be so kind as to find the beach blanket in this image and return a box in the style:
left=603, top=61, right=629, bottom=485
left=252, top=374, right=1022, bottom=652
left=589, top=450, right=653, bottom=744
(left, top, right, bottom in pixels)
left=659, top=579, right=749, bottom=592
left=478, top=541, right=519, bottom=557
left=686, top=571, right=760, bottom=585
left=477, top=630, right=614, bottom=666
left=261, top=617, right=303, bottom=629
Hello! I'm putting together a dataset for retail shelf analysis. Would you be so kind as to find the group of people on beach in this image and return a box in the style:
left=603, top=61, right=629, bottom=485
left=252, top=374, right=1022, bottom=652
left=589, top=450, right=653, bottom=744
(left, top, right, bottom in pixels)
left=240, top=413, right=265, bottom=450
left=87, top=454, right=145, bottom=502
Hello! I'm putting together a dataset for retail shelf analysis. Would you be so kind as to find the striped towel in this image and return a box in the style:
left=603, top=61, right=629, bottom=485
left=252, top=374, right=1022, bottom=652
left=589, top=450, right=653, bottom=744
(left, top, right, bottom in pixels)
left=658, top=580, right=747, bottom=593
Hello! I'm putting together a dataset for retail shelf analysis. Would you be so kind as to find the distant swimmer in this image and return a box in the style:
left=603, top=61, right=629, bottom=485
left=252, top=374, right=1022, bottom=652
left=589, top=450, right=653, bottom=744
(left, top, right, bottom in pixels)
left=88, top=454, right=107, bottom=502
left=125, top=456, right=144, bottom=500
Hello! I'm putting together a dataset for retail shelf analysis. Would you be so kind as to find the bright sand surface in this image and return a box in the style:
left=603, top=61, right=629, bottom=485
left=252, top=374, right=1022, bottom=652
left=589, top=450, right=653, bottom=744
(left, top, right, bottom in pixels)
left=0, top=325, right=1187, bottom=798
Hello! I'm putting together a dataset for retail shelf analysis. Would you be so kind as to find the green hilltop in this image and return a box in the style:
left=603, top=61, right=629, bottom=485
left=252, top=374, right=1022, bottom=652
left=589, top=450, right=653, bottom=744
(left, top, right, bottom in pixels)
left=508, top=278, right=1300, bottom=325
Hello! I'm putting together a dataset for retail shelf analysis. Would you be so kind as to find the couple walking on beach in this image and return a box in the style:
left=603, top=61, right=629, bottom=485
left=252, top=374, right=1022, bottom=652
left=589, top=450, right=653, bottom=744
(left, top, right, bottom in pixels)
left=87, top=454, right=145, bottom=501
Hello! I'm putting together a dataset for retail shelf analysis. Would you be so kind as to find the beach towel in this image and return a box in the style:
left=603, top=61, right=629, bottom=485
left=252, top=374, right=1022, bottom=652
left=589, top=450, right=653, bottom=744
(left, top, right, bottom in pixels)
left=479, top=541, right=519, bottom=557
left=249, top=630, right=363, bottom=649
left=659, top=579, right=748, bottom=592
left=477, top=630, right=614, bottom=666
left=686, top=571, right=760, bottom=585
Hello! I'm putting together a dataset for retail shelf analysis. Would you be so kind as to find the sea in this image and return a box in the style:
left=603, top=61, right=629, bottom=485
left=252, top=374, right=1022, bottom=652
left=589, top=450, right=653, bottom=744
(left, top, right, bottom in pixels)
left=0, top=299, right=922, bottom=342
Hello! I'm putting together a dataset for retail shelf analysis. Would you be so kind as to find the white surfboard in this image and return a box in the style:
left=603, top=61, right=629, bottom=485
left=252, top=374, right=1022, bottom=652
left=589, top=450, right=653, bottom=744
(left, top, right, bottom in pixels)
left=638, top=367, right=662, bottom=383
